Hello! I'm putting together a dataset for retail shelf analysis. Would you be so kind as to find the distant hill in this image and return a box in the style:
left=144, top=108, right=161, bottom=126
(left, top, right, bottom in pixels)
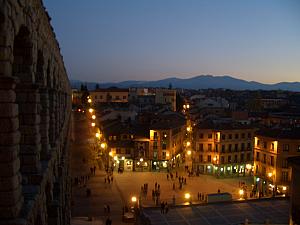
left=70, top=75, right=300, bottom=91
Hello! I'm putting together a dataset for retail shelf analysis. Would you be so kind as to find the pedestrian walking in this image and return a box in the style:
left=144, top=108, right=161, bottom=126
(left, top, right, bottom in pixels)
left=165, top=202, right=169, bottom=214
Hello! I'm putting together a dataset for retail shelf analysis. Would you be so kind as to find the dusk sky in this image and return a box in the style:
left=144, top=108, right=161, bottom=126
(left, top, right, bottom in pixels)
left=43, top=0, right=300, bottom=84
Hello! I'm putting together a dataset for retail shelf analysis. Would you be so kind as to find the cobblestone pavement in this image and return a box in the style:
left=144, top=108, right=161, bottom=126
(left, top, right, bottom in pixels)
left=142, top=198, right=289, bottom=225
left=113, top=171, right=253, bottom=207
left=70, top=112, right=133, bottom=225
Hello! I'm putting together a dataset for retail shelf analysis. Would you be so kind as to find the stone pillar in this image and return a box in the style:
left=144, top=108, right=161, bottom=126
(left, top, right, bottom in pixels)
left=40, top=88, right=50, bottom=160
left=48, top=89, right=56, bottom=147
left=0, top=76, right=23, bottom=218
left=16, top=84, right=42, bottom=178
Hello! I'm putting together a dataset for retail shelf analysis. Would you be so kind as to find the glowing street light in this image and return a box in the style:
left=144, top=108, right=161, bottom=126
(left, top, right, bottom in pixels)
left=140, top=158, right=144, bottom=162
left=131, top=196, right=137, bottom=203
left=92, top=115, right=96, bottom=120
left=114, top=156, right=118, bottom=161
left=109, top=151, right=113, bottom=156
left=187, top=150, right=191, bottom=155
left=88, top=99, right=92, bottom=103
left=121, top=156, right=125, bottom=160
left=213, top=156, right=217, bottom=162
left=187, top=126, right=191, bottom=132
left=268, top=172, right=273, bottom=178
left=100, top=143, right=106, bottom=149
left=184, top=193, right=190, bottom=200
left=166, top=153, right=170, bottom=157
left=239, top=189, right=244, bottom=196
left=91, top=122, right=95, bottom=127
left=95, top=132, right=100, bottom=138
left=186, top=104, right=190, bottom=109
left=186, top=141, right=191, bottom=147
left=89, top=108, right=94, bottom=113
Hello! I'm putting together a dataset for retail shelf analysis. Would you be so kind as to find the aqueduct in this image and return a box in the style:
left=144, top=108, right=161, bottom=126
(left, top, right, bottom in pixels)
left=0, top=0, right=72, bottom=224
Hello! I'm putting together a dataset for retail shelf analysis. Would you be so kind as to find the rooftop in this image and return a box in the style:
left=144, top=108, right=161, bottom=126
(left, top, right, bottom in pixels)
left=256, top=128, right=300, bottom=139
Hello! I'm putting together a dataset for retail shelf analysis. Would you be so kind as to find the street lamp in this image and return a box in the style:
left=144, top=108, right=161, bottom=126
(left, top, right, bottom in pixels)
left=91, top=122, right=95, bottom=127
left=187, top=150, right=191, bottom=155
left=89, top=108, right=94, bottom=113
left=268, top=172, right=273, bottom=178
left=186, top=141, right=191, bottom=147
left=187, top=126, right=191, bottom=132
left=131, top=196, right=137, bottom=203
left=95, top=132, right=100, bottom=138
left=92, top=115, right=96, bottom=120
left=239, top=189, right=244, bottom=198
left=101, top=143, right=106, bottom=149
left=140, top=158, right=143, bottom=162
left=88, top=99, right=92, bottom=103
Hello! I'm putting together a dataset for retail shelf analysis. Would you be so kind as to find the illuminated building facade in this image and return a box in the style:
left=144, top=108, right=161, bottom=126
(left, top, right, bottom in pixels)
left=193, top=121, right=255, bottom=177
left=253, top=128, right=300, bottom=195
left=149, top=113, right=186, bottom=170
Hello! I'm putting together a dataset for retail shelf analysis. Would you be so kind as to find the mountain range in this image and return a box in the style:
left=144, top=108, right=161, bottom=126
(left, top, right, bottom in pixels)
left=71, top=75, right=300, bottom=91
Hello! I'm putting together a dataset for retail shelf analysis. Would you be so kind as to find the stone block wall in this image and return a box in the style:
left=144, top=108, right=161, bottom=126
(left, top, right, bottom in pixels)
left=0, top=0, right=72, bottom=224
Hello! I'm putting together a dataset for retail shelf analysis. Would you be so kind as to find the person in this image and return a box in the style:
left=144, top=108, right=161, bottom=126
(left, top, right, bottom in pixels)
left=106, top=217, right=112, bottom=225
left=165, top=202, right=169, bottom=214
left=160, top=201, right=165, bottom=214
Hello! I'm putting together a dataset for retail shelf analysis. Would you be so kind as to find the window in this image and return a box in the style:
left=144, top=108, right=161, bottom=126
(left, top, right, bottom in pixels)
left=123, top=95, right=127, bottom=99
left=228, top=155, right=231, bottom=163
left=241, top=153, right=244, bottom=162
left=270, top=156, right=274, bottom=166
left=257, top=139, right=260, bottom=146
left=215, top=144, right=218, bottom=152
left=116, top=148, right=121, bottom=154
left=109, top=136, right=112, bottom=141
left=113, top=136, right=117, bottom=140
left=153, top=141, right=158, bottom=150
left=162, top=152, right=166, bottom=159
left=208, top=133, right=212, bottom=139
left=228, top=144, right=232, bottom=152
left=283, top=144, right=289, bottom=151
left=221, top=156, right=224, bottom=164
left=247, top=142, right=251, bottom=150
left=154, top=132, right=158, bottom=140
left=248, top=133, right=251, bottom=138
left=271, top=143, right=275, bottom=151
left=199, top=155, right=203, bottom=162
left=282, top=171, right=288, bottom=182
left=235, top=144, right=238, bottom=152
left=207, top=155, right=211, bottom=162
left=229, top=134, right=232, bottom=139
left=241, top=143, right=245, bottom=151
left=263, top=154, right=266, bottom=163
left=125, top=149, right=131, bottom=154
left=208, top=144, right=212, bottom=151
left=221, top=145, right=225, bottom=153
left=153, top=151, right=157, bottom=158
left=199, top=143, right=204, bottom=151
left=241, top=133, right=245, bottom=139
left=162, top=143, right=167, bottom=150
left=221, top=134, right=226, bottom=140
left=247, top=153, right=251, bottom=161
left=282, top=159, right=288, bottom=168
left=122, top=134, right=127, bottom=139
left=95, top=95, right=98, bottom=99
left=263, top=142, right=267, bottom=149
left=235, top=134, right=239, bottom=139
left=100, top=95, right=103, bottom=99
left=116, top=95, right=120, bottom=100
left=234, top=155, right=238, bottom=163
left=199, top=133, right=204, bottom=139
left=256, top=152, right=260, bottom=161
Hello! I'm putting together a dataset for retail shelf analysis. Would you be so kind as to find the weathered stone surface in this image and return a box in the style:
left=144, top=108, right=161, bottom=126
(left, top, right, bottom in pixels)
left=0, top=145, right=19, bottom=163
left=0, top=117, right=19, bottom=132
left=0, top=0, right=72, bottom=223
left=0, top=103, right=18, bottom=117
left=0, top=173, right=21, bottom=192
left=0, top=131, right=20, bottom=146
left=0, top=89, right=16, bottom=102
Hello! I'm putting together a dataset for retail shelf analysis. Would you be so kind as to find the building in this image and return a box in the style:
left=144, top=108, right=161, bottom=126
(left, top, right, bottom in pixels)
left=90, top=88, right=129, bottom=103
left=193, top=121, right=255, bottom=177
left=253, top=128, right=300, bottom=196
left=149, top=113, right=186, bottom=170
left=155, top=89, right=176, bottom=111
left=288, top=156, right=300, bottom=225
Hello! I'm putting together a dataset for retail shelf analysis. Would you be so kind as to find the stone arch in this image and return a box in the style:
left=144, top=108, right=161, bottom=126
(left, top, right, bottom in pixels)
left=13, top=25, right=34, bottom=83
left=36, top=50, right=45, bottom=86
left=13, top=25, right=42, bottom=180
